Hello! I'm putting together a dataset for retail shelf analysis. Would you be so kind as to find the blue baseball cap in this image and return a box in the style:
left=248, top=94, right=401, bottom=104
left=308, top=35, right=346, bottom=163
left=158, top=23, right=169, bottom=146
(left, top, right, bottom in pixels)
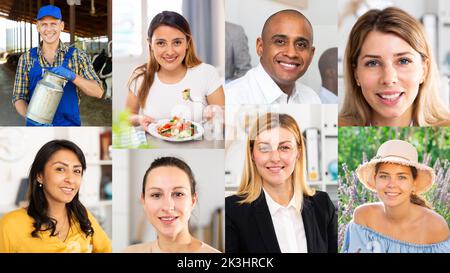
left=37, top=5, right=62, bottom=20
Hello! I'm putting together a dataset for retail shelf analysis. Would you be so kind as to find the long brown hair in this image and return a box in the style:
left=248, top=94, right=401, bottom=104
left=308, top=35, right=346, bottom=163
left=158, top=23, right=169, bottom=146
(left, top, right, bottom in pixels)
left=339, top=7, right=450, bottom=126
left=27, top=140, right=93, bottom=238
left=128, top=11, right=202, bottom=108
left=237, top=113, right=315, bottom=213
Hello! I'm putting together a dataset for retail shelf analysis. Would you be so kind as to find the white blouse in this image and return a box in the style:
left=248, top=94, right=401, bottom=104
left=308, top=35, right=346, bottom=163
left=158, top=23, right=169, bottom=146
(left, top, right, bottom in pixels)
left=263, top=188, right=308, bottom=253
left=131, top=63, right=222, bottom=123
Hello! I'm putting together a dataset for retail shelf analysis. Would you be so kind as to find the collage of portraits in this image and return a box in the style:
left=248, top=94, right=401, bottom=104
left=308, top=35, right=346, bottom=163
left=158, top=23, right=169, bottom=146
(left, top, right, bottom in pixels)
left=0, top=0, right=448, bottom=259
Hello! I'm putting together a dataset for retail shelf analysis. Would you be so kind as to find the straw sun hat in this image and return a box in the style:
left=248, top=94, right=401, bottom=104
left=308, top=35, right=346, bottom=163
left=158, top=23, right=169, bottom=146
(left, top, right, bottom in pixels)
left=356, top=140, right=435, bottom=194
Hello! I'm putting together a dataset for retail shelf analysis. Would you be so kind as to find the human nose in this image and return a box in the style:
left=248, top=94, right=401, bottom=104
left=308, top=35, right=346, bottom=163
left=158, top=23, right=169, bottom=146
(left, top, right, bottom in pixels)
left=269, top=149, right=281, bottom=161
left=162, top=195, right=175, bottom=211
left=64, top=171, right=75, bottom=183
left=380, top=63, right=398, bottom=86
left=285, top=43, right=298, bottom=58
left=385, top=177, right=397, bottom=188
left=165, top=44, right=176, bottom=55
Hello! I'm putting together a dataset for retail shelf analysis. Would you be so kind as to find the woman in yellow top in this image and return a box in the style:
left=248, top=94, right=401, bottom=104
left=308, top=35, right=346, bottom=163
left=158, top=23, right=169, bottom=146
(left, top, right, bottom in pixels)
left=0, top=140, right=112, bottom=253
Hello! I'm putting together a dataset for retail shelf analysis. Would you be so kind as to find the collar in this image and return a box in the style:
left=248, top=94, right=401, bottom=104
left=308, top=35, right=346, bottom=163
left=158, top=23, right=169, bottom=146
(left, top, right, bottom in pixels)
left=38, top=40, right=69, bottom=56
left=320, top=86, right=336, bottom=96
left=255, top=63, right=299, bottom=104
left=263, top=188, right=298, bottom=216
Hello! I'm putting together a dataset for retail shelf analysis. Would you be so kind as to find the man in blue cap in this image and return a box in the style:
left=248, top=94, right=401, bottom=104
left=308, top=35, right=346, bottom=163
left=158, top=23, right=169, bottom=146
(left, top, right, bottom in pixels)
left=12, top=4, right=104, bottom=126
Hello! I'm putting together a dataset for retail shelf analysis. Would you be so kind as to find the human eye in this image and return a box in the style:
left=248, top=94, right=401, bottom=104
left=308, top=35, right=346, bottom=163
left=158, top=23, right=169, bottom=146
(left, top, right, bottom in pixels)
left=365, top=60, right=380, bottom=67
left=150, top=193, right=161, bottom=198
left=279, top=145, right=292, bottom=152
left=173, top=192, right=185, bottom=198
left=378, top=174, right=388, bottom=179
left=174, top=40, right=183, bottom=46
left=55, top=166, right=65, bottom=172
left=398, top=175, right=408, bottom=180
left=398, top=58, right=412, bottom=65
left=74, top=169, right=82, bottom=175
left=258, top=144, right=272, bottom=153
left=295, top=40, right=308, bottom=49
left=274, top=38, right=286, bottom=46
left=156, top=41, right=166, bottom=47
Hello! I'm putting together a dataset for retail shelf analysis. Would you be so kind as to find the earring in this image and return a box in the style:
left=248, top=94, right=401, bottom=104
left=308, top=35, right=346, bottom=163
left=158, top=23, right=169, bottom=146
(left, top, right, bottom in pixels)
left=38, top=183, right=43, bottom=188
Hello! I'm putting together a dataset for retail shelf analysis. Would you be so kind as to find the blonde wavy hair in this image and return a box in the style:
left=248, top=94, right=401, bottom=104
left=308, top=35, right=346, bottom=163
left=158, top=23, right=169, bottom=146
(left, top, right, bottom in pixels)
left=128, top=11, right=202, bottom=109
left=339, top=7, right=450, bottom=126
left=236, top=113, right=315, bottom=213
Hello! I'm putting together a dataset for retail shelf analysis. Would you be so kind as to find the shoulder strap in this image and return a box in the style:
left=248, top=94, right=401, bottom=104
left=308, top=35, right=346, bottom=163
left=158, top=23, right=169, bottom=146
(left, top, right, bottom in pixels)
left=29, top=47, right=41, bottom=67
left=62, top=47, right=77, bottom=67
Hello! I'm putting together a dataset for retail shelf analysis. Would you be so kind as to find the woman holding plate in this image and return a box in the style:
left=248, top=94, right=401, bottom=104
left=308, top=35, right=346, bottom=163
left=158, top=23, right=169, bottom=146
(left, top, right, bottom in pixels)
left=125, top=11, right=224, bottom=130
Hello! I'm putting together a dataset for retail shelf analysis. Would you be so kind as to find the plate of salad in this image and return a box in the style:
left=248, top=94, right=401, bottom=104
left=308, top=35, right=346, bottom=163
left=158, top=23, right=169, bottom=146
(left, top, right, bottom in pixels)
left=147, top=116, right=204, bottom=142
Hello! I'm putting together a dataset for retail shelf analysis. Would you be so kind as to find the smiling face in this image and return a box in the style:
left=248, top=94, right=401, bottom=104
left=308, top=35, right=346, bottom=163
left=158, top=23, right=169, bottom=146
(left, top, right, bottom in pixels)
left=257, top=12, right=315, bottom=91
left=38, top=149, right=83, bottom=206
left=141, top=166, right=196, bottom=240
left=375, top=163, right=416, bottom=208
left=37, top=16, right=64, bottom=45
left=355, top=31, right=427, bottom=122
left=252, top=127, right=299, bottom=188
left=150, top=25, right=188, bottom=73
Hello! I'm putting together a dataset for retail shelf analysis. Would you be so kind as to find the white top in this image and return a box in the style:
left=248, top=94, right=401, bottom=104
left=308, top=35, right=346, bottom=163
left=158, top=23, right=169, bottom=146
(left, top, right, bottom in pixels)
left=131, top=63, right=222, bottom=122
left=263, top=189, right=308, bottom=253
left=318, top=86, right=338, bottom=104
left=225, top=63, right=321, bottom=104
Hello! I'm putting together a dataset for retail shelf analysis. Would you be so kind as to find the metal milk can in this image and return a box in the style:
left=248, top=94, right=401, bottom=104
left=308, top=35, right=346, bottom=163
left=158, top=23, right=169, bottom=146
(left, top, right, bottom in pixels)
left=26, top=70, right=67, bottom=124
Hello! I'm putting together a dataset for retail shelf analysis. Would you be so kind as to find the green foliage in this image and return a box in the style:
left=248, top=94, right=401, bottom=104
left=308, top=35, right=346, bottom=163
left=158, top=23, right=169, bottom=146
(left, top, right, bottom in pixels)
left=338, top=127, right=450, bottom=175
left=112, top=110, right=154, bottom=149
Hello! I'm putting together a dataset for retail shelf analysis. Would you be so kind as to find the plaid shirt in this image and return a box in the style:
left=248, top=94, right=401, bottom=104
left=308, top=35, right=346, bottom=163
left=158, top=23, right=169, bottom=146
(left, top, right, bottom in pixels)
left=12, top=41, right=101, bottom=104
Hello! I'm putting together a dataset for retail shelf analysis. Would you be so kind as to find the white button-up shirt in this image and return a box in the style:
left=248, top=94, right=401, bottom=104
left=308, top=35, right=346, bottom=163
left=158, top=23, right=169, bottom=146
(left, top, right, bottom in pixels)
left=225, top=63, right=322, bottom=105
left=263, top=189, right=308, bottom=253
left=318, top=86, right=338, bottom=104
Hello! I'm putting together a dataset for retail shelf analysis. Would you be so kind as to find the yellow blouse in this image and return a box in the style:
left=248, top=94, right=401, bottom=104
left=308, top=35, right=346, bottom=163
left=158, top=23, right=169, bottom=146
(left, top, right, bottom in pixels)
left=0, top=208, right=112, bottom=253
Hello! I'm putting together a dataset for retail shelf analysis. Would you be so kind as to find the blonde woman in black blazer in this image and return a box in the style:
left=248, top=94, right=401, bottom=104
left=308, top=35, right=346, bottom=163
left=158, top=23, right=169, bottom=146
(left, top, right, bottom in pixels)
left=226, top=113, right=337, bottom=253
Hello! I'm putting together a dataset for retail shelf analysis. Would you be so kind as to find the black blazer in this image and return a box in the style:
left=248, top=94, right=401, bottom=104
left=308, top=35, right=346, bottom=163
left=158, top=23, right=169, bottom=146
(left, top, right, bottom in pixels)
left=225, top=190, right=337, bottom=253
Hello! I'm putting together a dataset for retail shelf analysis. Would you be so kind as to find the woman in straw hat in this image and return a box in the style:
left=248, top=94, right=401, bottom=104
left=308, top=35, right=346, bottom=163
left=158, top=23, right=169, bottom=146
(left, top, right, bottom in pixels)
left=341, top=140, right=449, bottom=253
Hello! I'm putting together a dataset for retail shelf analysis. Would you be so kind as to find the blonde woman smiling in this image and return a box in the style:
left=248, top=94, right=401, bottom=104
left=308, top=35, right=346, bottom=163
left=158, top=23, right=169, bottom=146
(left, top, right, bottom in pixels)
left=226, top=113, right=337, bottom=253
left=339, top=7, right=450, bottom=126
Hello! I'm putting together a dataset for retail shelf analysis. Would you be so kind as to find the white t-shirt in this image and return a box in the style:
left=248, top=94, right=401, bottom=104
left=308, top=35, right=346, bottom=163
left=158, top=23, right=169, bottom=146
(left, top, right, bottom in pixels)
left=225, top=63, right=321, bottom=104
left=131, top=63, right=222, bottom=122
left=263, top=188, right=308, bottom=253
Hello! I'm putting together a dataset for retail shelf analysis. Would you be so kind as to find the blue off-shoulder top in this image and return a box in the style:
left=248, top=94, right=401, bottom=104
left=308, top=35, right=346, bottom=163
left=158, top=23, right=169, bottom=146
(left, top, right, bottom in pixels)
left=341, top=221, right=450, bottom=253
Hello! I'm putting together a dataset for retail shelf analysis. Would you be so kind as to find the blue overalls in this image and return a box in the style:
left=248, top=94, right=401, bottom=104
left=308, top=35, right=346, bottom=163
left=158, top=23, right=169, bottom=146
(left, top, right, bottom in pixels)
left=26, top=47, right=81, bottom=126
